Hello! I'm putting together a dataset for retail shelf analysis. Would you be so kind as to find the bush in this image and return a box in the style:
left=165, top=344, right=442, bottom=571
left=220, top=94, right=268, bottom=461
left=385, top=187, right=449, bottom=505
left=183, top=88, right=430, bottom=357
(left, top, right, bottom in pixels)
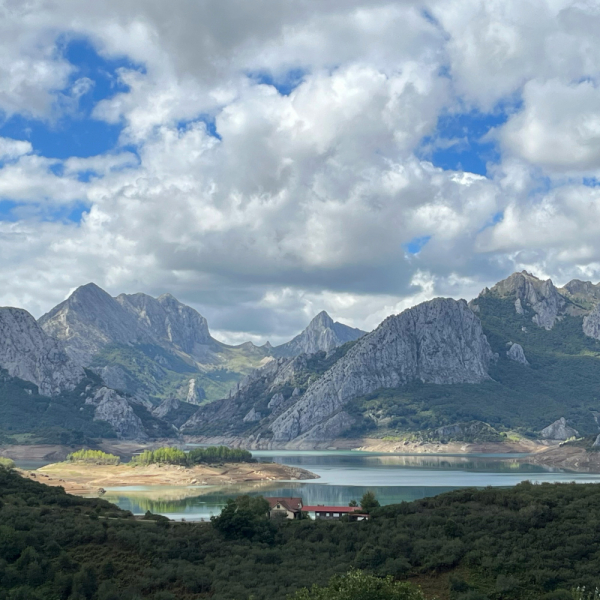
left=0, top=457, right=15, bottom=469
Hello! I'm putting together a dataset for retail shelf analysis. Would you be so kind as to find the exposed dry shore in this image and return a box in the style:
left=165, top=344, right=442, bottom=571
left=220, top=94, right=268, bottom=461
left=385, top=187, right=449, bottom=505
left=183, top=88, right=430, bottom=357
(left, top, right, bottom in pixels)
left=183, top=435, right=548, bottom=455
left=20, top=461, right=318, bottom=496
left=517, top=445, right=600, bottom=472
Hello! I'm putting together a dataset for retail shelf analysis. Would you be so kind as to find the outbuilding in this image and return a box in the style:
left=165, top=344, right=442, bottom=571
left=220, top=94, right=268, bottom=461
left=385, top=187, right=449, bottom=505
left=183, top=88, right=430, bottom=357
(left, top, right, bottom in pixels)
left=301, top=506, right=370, bottom=521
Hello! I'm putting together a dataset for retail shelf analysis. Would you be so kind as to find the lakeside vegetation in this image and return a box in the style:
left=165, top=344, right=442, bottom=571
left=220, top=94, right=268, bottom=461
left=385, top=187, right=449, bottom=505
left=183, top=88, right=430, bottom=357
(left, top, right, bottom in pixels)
left=130, top=445, right=254, bottom=467
left=2, top=462, right=600, bottom=599
left=66, top=450, right=120, bottom=465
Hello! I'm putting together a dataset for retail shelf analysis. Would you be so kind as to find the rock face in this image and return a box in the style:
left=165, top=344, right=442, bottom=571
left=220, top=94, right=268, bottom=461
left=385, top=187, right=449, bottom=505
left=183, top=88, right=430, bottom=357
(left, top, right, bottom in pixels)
left=507, top=343, right=529, bottom=366
left=116, top=292, right=215, bottom=359
left=559, top=279, right=600, bottom=308
left=271, top=298, right=495, bottom=442
left=152, top=397, right=180, bottom=419
left=0, top=308, right=85, bottom=396
left=273, top=311, right=365, bottom=357
left=540, top=417, right=579, bottom=441
left=39, top=283, right=218, bottom=366
left=481, top=271, right=569, bottom=330
left=583, top=304, right=600, bottom=340
left=86, top=387, right=147, bottom=439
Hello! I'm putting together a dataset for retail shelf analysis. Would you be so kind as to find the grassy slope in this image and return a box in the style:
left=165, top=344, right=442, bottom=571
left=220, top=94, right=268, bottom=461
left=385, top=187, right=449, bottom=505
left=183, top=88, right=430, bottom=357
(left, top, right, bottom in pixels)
left=346, top=296, right=600, bottom=439
left=90, top=342, right=271, bottom=403
left=2, top=467, right=600, bottom=599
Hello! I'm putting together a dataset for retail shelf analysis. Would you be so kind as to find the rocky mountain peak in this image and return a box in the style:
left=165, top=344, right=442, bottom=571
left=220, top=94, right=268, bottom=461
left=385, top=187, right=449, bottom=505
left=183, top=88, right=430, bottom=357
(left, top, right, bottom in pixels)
left=39, top=284, right=149, bottom=365
left=270, top=297, right=495, bottom=442
left=559, top=279, right=600, bottom=308
left=273, top=311, right=365, bottom=358
left=480, top=271, right=568, bottom=330
left=0, top=307, right=85, bottom=395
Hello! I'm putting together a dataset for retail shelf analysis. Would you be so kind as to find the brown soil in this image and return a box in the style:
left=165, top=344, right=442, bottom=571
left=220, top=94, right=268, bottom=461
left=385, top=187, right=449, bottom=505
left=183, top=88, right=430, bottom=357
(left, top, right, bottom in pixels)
left=23, top=461, right=318, bottom=496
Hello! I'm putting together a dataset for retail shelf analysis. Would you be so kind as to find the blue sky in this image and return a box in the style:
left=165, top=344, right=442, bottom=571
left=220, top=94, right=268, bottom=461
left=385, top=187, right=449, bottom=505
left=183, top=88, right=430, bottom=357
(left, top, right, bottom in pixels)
left=0, top=1, right=599, bottom=341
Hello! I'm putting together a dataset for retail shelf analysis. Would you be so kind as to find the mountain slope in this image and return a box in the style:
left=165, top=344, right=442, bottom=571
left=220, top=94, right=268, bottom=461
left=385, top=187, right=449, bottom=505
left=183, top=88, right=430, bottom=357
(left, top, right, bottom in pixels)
left=270, top=298, right=494, bottom=442
left=273, top=311, right=365, bottom=357
left=39, top=283, right=271, bottom=402
left=0, top=307, right=84, bottom=396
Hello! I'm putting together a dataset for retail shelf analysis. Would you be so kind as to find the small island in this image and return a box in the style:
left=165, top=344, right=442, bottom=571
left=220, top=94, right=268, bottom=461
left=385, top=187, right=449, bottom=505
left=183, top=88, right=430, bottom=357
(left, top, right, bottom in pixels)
left=26, top=447, right=318, bottom=496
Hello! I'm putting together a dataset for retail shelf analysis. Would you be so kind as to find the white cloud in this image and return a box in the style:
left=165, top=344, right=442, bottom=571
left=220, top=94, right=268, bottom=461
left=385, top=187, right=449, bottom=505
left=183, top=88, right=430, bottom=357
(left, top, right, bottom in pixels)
left=1, top=0, right=600, bottom=341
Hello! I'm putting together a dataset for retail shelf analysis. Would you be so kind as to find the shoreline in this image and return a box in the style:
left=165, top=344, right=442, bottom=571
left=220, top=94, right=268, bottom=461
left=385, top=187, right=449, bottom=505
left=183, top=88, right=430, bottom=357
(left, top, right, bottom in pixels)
left=4, top=436, right=600, bottom=474
left=21, top=461, right=318, bottom=496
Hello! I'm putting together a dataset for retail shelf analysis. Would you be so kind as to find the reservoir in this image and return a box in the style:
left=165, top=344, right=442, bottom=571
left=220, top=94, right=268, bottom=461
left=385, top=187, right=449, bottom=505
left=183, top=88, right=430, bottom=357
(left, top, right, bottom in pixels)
left=100, top=450, right=600, bottom=521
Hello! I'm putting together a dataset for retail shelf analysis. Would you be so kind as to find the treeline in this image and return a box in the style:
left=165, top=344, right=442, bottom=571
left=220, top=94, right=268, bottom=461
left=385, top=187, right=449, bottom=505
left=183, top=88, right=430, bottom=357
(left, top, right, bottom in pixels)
left=1, top=463, right=599, bottom=599
left=130, top=445, right=254, bottom=467
left=66, top=449, right=120, bottom=465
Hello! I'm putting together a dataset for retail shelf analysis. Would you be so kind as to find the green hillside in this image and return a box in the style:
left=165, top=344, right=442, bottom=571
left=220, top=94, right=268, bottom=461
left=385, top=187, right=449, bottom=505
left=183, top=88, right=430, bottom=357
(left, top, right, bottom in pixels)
left=90, top=341, right=271, bottom=404
left=347, top=296, right=600, bottom=440
left=1, top=465, right=600, bottom=599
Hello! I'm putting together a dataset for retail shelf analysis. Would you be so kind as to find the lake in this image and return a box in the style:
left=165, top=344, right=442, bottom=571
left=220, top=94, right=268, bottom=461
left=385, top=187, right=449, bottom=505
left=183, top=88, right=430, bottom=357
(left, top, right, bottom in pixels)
left=98, top=450, right=600, bottom=521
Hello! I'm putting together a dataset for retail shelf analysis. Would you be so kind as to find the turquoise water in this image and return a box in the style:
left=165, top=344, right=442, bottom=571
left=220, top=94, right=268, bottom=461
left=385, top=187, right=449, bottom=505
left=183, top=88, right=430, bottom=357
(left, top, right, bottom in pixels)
left=98, top=450, right=600, bottom=521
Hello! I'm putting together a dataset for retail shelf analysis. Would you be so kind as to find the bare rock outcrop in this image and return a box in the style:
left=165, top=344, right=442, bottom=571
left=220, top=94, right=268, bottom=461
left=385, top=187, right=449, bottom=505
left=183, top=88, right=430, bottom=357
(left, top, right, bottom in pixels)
left=479, top=271, right=569, bottom=330
left=583, top=303, right=600, bottom=340
left=507, top=343, right=529, bottom=366
left=86, top=387, right=147, bottom=439
left=0, top=307, right=84, bottom=396
left=152, top=397, right=180, bottom=419
left=271, top=298, right=494, bottom=442
left=540, top=417, right=578, bottom=441
left=273, top=311, right=365, bottom=357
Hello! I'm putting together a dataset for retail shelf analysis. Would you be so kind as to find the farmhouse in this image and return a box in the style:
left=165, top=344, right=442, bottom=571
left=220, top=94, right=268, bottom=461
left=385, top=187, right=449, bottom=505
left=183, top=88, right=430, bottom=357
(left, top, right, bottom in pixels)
left=301, top=505, right=370, bottom=521
left=266, top=497, right=303, bottom=519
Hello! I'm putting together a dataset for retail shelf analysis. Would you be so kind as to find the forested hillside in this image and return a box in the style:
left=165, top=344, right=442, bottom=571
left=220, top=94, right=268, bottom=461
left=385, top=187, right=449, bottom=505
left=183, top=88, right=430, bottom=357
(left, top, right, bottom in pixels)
left=1, top=464, right=599, bottom=599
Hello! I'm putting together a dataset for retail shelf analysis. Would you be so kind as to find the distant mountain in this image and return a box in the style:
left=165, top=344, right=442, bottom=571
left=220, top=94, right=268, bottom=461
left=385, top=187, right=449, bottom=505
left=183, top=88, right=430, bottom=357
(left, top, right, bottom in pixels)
left=0, top=307, right=84, bottom=396
left=183, top=271, right=600, bottom=446
left=38, top=283, right=271, bottom=404
left=273, top=311, right=366, bottom=357
left=183, top=298, right=495, bottom=443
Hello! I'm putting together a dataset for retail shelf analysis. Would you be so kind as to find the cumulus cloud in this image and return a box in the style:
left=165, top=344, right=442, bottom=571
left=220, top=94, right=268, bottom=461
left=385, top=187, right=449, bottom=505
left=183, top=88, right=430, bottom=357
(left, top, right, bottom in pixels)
left=0, top=0, right=599, bottom=342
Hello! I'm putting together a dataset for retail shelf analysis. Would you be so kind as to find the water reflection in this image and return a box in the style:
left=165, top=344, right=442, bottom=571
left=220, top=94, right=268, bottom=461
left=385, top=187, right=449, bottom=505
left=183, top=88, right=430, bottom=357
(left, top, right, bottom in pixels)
left=101, top=451, right=600, bottom=521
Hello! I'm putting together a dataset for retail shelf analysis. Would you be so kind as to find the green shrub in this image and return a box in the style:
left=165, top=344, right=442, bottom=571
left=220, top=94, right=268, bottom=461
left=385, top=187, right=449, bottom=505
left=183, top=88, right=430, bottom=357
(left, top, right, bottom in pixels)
left=0, top=457, right=15, bottom=469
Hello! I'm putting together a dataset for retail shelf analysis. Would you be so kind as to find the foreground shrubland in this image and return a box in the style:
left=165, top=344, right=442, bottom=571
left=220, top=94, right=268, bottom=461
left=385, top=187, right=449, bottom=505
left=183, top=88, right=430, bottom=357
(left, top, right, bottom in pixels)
left=0, top=464, right=599, bottom=599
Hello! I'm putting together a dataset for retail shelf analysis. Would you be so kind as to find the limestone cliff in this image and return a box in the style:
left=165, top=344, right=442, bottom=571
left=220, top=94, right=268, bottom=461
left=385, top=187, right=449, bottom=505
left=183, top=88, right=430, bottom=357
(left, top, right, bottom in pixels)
left=540, top=417, right=578, bottom=441
left=0, top=307, right=84, bottom=396
left=273, top=311, right=365, bottom=357
left=477, top=271, right=573, bottom=330
left=85, top=387, right=147, bottom=439
left=270, top=298, right=495, bottom=442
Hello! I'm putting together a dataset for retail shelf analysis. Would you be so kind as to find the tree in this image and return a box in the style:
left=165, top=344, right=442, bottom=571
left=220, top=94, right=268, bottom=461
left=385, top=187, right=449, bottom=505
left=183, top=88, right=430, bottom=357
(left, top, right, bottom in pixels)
left=349, top=499, right=358, bottom=507
left=290, top=570, right=426, bottom=600
left=360, top=491, right=380, bottom=513
left=211, top=495, right=271, bottom=540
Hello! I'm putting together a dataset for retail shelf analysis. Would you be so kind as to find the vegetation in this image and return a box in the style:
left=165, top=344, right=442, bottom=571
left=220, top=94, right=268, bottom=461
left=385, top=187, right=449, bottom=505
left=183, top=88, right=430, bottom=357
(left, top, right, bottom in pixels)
left=291, top=570, right=426, bottom=600
left=2, top=466, right=600, bottom=599
left=130, top=447, right=188, bottom=466
left=130, top=445, right=254, bottom=467
left=0, top=457, right=14, bottom=469
left=344, top=296, right=600, bottom=440
left=66, top=450, right=120, bottom=465
left=360, top=491, right=381, bottom=513
left=187, top=446, right=253, bottom=464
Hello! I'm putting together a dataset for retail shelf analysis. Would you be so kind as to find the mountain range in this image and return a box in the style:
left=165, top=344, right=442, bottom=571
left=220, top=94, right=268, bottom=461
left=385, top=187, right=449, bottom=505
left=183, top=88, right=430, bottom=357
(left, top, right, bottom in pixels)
left=3, top=271, right=600, bottom=446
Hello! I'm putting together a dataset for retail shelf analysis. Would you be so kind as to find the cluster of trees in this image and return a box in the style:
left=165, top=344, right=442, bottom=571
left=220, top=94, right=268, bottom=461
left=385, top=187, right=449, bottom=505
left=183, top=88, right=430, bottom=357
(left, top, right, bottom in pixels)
left=0, top=457, right=14, bottom=469
left=1, top=463, right=599, bottom=599
left=186, top=446, right=253, bottom=464
left=66, top=450, right=120, bottom=465
left=130, top=445, right=254, bottom=467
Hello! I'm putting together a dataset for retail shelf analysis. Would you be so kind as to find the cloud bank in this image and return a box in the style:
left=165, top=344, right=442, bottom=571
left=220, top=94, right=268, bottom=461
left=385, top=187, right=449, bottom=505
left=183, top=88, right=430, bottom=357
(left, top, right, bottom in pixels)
left=0, top=0, right=599, bottom=343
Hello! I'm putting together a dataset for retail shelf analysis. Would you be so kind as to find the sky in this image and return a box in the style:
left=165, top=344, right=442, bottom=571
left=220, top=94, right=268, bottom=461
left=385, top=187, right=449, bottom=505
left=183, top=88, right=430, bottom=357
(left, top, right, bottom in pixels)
left=1, top=0, right=600, bottom=345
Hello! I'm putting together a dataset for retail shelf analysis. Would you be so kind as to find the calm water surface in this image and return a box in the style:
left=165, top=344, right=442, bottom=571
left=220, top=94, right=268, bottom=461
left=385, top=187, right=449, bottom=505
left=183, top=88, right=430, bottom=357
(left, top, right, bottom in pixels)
left=96, top=451, right=600, bottom=521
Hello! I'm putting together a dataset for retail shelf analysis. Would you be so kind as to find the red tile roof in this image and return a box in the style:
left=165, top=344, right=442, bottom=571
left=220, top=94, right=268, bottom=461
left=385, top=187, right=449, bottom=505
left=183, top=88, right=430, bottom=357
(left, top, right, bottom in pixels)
left=301, top=506, right=362, bottom=513
left=266, top=497, right=303, bottom=511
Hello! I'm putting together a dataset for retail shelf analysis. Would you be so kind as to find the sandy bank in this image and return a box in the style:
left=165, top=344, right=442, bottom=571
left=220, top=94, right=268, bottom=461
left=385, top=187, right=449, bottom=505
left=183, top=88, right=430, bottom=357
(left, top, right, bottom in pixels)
left=23, top=461, right=318, bottom=496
